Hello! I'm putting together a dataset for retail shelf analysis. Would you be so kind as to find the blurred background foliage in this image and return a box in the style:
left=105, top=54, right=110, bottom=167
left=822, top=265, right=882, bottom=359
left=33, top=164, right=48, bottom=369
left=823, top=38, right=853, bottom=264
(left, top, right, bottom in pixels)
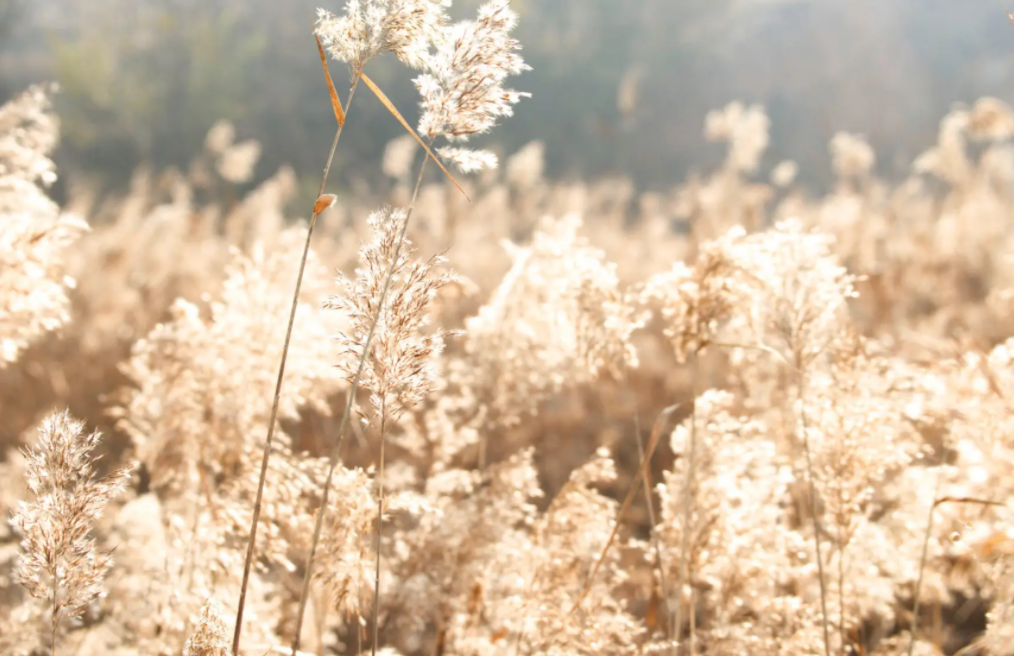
left=2, top=0, right=1014, bottom=197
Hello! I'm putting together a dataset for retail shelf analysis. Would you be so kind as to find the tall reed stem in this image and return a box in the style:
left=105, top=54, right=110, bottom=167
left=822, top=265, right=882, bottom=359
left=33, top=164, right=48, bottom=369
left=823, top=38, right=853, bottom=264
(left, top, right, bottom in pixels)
left=369, top=142, right=432, bottom=656
left=371, top=407, right=390, bottom=655
left=291, top=138, right=433, bottom=656
left=674, top=350, right=699, bottom=656
left=233, top=76, right=360, bottom=656
left=907, top=472, right=941, bottom=656
left=797, top=371, right=832, bottom=656
left=50, top=581, right=58, bottom=656
left=631, top=406, right=675, bottom=648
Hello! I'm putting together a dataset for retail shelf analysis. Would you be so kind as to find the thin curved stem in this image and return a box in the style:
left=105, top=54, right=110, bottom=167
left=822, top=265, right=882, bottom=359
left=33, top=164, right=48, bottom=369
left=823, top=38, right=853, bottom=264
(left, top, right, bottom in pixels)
left=233, top=76, right=359, bottom=656
left=369, top=143, right=432, bottom=656
left=51, top=575, right=58, bottom=656
left=907, top=471, right=938, bottom=656
left=370, top=407, right=389, bottom=655
left=632, top=405, right=675, bottom=647
left=798, top=372, right=831, bottom=656
left=291, top=136, right=433, bottom=656
left=906, top=484, right=1005, bottom=656
left=674, top=351, right=699, bottom=656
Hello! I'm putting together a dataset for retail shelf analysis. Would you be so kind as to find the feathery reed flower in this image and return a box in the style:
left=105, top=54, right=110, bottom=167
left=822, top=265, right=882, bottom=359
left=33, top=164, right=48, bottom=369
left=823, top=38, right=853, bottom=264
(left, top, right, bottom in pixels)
left=315, top=466, right=376, bottom=617
left=326, top=206, right=455, bottom=424
left=705, top=101, right=770, bottom=174
left=0, top=213, right=88, bottom=366
left=414, top=0, right=530, bottom=172
left=641, top=226, right=748, bottom=362
left=12, top=411, right=134, bottom=648
left=0, top=84, right=87, bottom=367
left=184, top=598, right=231, bottom=656
left=726, top=218, right=858, bottom=371
left=216, top=139, right=262, bottom=185
left=115, top=230, right=337, bottom=496
left=315, top=0, right=450, bottom=73
left=415, top=0, right=528, bottom=140
left=456, top=214, right=640, bottom=438
left=829, top=132, right=875, bottom=180
left=0, top=83, right=59, bottom=192
left=434, top=146, right=498, bottom=174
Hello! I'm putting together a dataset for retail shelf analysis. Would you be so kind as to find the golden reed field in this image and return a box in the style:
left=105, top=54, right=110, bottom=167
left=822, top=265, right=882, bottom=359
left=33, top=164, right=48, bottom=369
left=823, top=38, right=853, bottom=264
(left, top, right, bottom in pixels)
left=4, top=2, right=1014, bottom=655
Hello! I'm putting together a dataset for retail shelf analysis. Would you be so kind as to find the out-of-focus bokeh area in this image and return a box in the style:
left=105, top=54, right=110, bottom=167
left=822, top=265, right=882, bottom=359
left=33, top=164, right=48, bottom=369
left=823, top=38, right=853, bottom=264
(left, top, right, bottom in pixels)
left=4, top=0, right=1014, bottom=195
left=10, top=2, right=1014, bottom=654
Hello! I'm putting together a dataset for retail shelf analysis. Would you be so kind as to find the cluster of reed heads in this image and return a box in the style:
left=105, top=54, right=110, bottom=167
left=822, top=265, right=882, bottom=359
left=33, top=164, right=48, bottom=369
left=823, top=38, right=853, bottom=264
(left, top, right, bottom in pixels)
left=4, top=2, right=1014, bottom=656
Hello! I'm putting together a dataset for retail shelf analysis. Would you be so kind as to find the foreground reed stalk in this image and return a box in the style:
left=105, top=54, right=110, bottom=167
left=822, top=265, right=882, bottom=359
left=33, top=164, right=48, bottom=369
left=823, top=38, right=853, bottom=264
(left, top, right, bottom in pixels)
left=370, top=407, right=390, bottom=655
left=906, top=493, right=1001, bottom=656
left=631, top=406, right=675, bottom=648
left=11, top=412, right=133, bottom=656
left=797, top=372, right=831, bottom=656
left=371, top=147, right=434, bottom=656
left=674, top=352, right=699, bottom=656
left=907, top=473, right=941, bottom=656
left=233, top=77, right=360, bottom=656
left=291, top=140, right=434, bottom=656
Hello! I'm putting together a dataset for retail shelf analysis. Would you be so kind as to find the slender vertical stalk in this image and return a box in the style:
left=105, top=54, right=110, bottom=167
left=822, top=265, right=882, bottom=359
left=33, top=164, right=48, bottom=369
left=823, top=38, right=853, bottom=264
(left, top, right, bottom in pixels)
left=477, top=357, right=503, bottom=469
left=631, top=406, right=675, bottom=648
left=368, top=143, right=433, bottom=656
left=233, top=76, right=360, bottom=656
left=798, top=371, right=832, bottom=656
left=908, top=472, right=941, bottom=656
left=370, top=403, right=389, bottom=656
left=356, top=611, right=363, bottom=656
left=838, top=537, right=845, bottom=656
left=50, top=580, right=58, bottom=656
left=689, top=600, right=696, bottom=655
left=315, top=595, right=328, bottom=656
left=291, top=138, right=433, bottom=655
left=674, top=350, right=699, bottom=656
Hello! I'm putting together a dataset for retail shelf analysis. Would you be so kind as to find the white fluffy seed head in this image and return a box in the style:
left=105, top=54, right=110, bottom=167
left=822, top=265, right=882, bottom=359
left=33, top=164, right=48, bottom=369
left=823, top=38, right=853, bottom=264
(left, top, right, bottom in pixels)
left=415, top=0, right=530, bottom=141
left=315, top=0, right=451, bottom=73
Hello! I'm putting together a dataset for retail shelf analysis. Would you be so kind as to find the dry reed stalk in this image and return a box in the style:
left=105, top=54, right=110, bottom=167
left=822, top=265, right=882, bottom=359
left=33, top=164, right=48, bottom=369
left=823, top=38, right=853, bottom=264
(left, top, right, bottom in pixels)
left=370, top=403, right=391, bottom=656
left=673, top=352, right=699, bottom=656
left=798, top=371, right=832, bottom=656
left=569, top=403, right=681, bottom=614
left=908, top=493, right=1005, bottom=656
left=291, top=139, right=434, bottom=656
left=185, top=598, right=231, bottom=656
left=232, top=74, right=361, bottom=656
left=12, top=411, right=134, bottom=656
left=295, top=5, right=528, bottom=652
left=908, top=472, right=941, bottom=656
left=631, top=407, right=676, bottom=647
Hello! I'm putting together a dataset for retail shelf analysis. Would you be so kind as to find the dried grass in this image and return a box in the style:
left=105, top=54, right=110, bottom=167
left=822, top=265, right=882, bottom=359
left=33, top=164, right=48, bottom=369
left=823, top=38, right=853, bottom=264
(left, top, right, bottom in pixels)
left=5, top=5, right=1014, bottom=656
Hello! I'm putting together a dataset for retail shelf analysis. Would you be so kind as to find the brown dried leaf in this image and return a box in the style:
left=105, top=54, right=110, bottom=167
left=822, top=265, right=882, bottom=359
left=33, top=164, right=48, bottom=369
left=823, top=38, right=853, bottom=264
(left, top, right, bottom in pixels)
left=313, top=193, right=337, bottom=216
left=360, top=72, right=475, bottom=213
left=316, top=32, right=345, bottom=127
left=975, top=530, right=1014, bottom=558
left=645, top=585, right=660, bottom=629
left=467, top=582, right=482, bottom=616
